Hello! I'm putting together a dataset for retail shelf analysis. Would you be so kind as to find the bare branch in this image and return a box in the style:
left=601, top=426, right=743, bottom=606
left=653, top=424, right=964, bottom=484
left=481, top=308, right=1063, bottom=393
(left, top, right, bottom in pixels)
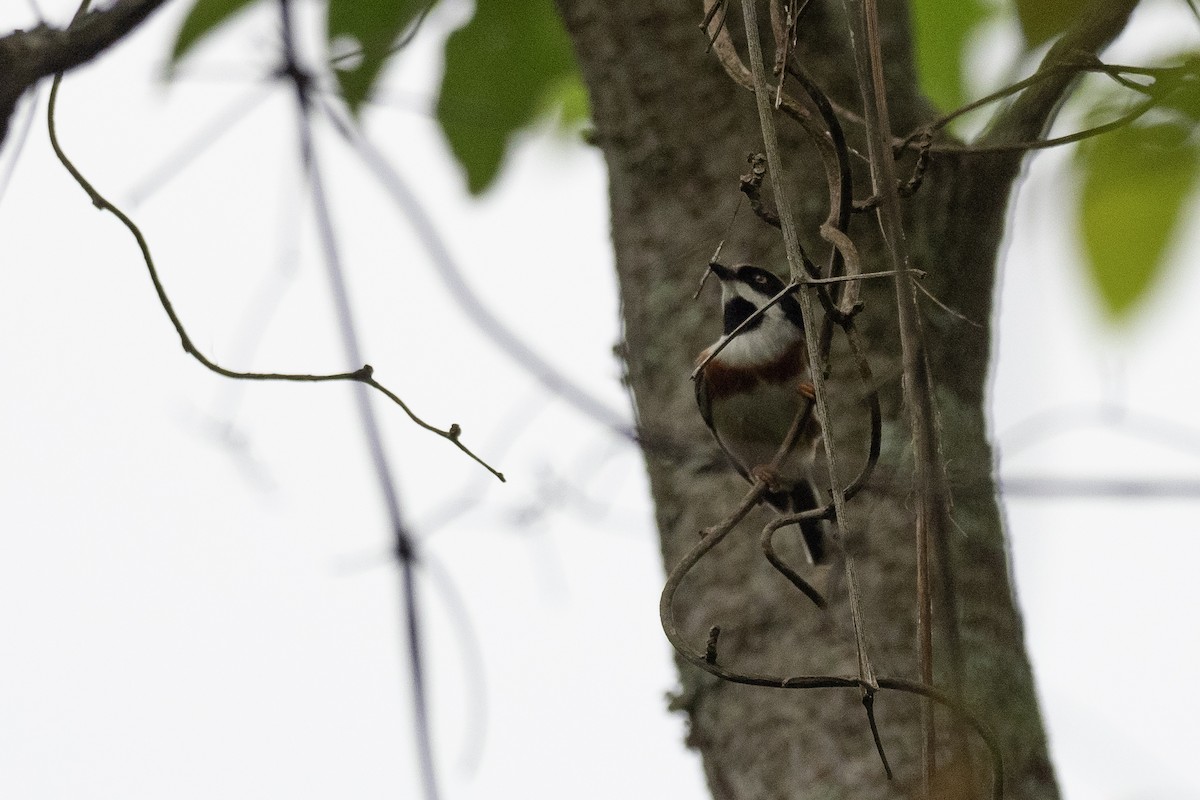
left=0, top=0, right=171, bottom=145
left=316, top=99, right=640, bottom=444
left=1002, top=476, right=1200, bottom=498
left=46, top=54, right=504, bottom=483
left=741, top=0, right=882, bottom=720
left=658, top=489, right=1005, bottom=800
left=840, top=0, right=948, bottom=787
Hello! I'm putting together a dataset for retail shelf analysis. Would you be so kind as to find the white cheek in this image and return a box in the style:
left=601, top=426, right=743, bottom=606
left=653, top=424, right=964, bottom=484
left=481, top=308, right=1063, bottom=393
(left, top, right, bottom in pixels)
left=724, top=283, right=761, bottom=305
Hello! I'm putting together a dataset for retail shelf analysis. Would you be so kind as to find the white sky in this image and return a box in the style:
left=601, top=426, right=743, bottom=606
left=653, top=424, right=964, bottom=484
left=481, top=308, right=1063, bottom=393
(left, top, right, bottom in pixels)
left=0, top=1, right=1198, bottom=799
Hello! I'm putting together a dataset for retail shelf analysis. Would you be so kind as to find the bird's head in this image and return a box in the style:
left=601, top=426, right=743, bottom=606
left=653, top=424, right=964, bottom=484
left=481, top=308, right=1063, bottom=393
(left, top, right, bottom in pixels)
left=707, top=263, right=806, bottom=354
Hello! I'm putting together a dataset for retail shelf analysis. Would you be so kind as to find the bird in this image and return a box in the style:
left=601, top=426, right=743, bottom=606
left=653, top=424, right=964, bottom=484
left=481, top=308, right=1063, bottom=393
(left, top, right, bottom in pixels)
left=694, top=262, right=827, bottom=563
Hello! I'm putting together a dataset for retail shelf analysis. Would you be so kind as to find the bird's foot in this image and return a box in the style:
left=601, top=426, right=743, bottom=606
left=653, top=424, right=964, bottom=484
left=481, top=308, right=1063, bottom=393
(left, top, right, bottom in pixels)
left=750, top=464, right=783, bottom=492
left=797, top=381, right=816, bottom=400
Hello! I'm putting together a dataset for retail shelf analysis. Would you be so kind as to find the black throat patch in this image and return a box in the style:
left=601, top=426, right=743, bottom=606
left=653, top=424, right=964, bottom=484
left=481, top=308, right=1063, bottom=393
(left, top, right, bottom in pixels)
left=723, top=296, right=761, bottom=335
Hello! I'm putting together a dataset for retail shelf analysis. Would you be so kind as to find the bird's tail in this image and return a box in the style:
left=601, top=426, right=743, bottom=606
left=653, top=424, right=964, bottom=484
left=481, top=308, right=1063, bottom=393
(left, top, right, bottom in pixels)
left=789, top=480, right=825, bottom=564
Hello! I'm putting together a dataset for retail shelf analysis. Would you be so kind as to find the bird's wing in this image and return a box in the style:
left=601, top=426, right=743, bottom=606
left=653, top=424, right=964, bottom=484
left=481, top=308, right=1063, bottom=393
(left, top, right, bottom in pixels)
left=696, top=360, right=794, bottom=514
left=694, top=365, right=751, bottom=485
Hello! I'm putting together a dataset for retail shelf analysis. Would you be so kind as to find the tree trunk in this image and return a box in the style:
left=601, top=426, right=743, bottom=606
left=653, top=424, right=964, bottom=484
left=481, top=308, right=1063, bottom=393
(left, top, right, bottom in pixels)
left=556, top=0, right=1131, bottom=797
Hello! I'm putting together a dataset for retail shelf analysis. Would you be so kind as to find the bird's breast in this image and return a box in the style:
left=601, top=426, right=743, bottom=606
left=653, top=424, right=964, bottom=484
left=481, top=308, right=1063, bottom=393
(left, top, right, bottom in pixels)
left=700, top=340, right=821, bottom=484
left=709, top=383, right=820, bottom=483
left=699, top=338, right=808, bottom=401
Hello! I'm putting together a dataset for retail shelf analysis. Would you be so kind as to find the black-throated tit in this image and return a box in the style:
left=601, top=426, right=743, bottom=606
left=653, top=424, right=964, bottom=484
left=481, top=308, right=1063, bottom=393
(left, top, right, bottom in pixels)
left=694, top=263, right=826, bottom=563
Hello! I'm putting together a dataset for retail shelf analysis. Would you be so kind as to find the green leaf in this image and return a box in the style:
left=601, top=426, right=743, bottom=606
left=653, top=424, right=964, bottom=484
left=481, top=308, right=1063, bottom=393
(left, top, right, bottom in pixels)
left=1077, top=122, right=1199, bottom=321
left=170, top=0, right=261, bottom=67
left=327, top=0, right=433, bottom=115
left=437, top=0, right=586, bottom=194
left=1015, top=0, right=1092, bottom=48
left=540, top=71, right=589, bottom=129
left=908, top=0, right=990, bottom=113
left=1149, top=53, right=1200, bottom=121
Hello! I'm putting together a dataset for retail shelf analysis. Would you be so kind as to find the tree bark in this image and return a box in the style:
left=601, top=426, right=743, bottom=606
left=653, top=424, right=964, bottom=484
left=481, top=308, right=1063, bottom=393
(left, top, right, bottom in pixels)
left=556, top=0, right=1133, bottom=797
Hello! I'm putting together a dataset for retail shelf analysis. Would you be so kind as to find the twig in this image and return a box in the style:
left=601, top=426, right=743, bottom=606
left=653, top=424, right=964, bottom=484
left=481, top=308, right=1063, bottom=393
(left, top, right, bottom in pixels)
left=700, top=0, right=730, bottom=51
left=896, top=61, right=1088, bottom=149
left=276, top=3, right=441, bottom=799
left=783, top=66, right=853, bottom=289
left=757, top=299, right=883, bottom=610
left=706, top=194, right=743, bottom=285
left=1002, top=476, right=1200, bottom=498
left=837, top=324, right=883, bottom=501
left=842, top=0, right=947, bottom=788
left=46, top=62, right=504, bottom=483
left=705, top=8, right=872, bottom=393
left=740, top=152, right=782, bottom=227
left=742, top=0, right=887, bottom=770
left=0, top=82, right=40, bottom=210
left=421, top=552, right=490, bottom=775
left=701, top=0, right=845, bottom=218
left=691, top=267, right=907, bottom=380
left=759, top=400, right=827, bottom=608
left=327, top=0, right=436, bottom=67
left=127, top=84, right=273, bottom=206
left=203, top=170, right=305, bottom=432
left=760, top=506, right=828, bottom=607
left=816, top=54, right=1172, bottom=159
left=769, top=0, right=811, bottom=106
left=659, top=487, right=1004, bottom=799
left=705, top=626, right=721, bottom=664
left=914, top=279, right=986, bottom=329
left=744, top=17, right=888, bottom=753
left=937, top=93, right=1161, bottom=154
left=862, top=690, right=894, bottom=780
left=983, top=0, right=1141, bottom=147
left=808, top=268, right=923, bottom=285
left=841, top=50, right=1171, bottom=156
left=774, top=62, right=873, bottom=448
left=1002, top=402, right=1200, bottom=461
left=316, top=98, right=641, bottom=446
left=777, top=76, right=891, bottom=589
left=898, top=130, right=933, bottom=197
left=692, top=280, right=800, bottom=379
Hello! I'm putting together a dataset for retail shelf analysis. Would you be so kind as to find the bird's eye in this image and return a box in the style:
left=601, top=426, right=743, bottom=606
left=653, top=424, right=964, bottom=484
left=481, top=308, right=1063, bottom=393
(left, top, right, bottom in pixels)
left=754, top=275, right=768, bottom=285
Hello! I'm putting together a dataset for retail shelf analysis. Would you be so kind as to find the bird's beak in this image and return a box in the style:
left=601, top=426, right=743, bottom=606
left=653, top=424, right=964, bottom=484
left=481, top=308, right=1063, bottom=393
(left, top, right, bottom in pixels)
left=693, top=261, right=731, bottom=299
left=708, top=262, right=734, bottom=281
